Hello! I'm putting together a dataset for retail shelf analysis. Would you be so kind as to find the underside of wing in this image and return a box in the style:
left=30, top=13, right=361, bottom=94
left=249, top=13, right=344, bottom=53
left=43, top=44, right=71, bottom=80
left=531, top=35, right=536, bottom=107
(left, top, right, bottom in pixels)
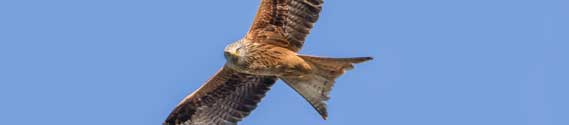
left=164, top=66, right=277, bottom=125
left=245, top=0, right=324, bottom=52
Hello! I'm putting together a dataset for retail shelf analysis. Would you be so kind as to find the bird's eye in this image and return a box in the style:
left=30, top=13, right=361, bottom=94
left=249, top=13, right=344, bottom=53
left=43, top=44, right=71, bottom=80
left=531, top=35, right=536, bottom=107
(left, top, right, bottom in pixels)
left=235, top=47, right=242, bottom=53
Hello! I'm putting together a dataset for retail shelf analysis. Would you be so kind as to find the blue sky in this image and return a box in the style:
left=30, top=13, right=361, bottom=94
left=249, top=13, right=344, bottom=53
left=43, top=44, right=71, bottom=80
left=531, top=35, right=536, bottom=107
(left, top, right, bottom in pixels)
left=0, top=0, right=567, bottom=125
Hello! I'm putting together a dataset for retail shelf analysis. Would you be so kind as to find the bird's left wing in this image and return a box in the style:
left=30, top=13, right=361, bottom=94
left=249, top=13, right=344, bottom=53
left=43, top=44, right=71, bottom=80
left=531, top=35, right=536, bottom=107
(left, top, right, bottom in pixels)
left=164, top=66, right=277, bottom=125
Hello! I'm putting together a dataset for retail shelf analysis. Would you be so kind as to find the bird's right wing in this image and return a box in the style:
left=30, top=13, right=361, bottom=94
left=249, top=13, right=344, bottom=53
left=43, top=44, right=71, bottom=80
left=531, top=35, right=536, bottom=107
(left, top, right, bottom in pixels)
left=164, top=66, right=277, bottom=125
left=245, top=0, right=324, bottom=52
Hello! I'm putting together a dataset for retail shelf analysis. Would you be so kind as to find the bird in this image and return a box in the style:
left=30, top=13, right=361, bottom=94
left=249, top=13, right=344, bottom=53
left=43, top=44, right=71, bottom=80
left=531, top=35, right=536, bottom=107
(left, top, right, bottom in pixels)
left=164, top=0, right=372, bottom=125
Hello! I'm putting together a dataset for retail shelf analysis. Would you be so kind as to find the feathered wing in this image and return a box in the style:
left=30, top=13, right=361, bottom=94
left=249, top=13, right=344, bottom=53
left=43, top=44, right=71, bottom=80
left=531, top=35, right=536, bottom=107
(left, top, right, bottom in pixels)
left=245, top=0, right=324, bottom=52
left=164, top=66, right=277, bottom=125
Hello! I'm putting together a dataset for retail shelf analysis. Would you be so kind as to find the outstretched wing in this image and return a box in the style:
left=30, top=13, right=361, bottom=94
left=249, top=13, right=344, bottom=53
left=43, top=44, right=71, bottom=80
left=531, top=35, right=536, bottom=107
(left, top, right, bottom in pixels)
left=164, top=67, right=277, bottom=125
left=245, top=0, right=324, bottom=52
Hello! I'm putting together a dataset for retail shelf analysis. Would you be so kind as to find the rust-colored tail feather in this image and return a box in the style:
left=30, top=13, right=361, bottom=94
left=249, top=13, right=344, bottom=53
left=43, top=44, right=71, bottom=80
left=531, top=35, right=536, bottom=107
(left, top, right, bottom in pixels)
left=280, top=55, right=372, bottom=119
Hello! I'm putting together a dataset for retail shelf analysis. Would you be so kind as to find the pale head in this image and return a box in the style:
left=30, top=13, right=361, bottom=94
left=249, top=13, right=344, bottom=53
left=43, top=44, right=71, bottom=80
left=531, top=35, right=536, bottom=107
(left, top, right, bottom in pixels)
left=224, top=39, right=245, bottom=61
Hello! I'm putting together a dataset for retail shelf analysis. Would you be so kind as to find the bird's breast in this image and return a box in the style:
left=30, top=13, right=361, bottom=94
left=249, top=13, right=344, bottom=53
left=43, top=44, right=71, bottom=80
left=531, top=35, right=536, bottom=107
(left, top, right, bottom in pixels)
left=225, top=42, right=310, bottom=76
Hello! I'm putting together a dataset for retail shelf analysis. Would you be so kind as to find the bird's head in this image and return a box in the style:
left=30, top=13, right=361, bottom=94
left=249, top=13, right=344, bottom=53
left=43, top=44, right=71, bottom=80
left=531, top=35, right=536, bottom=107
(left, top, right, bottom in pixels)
left=224, top=40, right=243, bottom=61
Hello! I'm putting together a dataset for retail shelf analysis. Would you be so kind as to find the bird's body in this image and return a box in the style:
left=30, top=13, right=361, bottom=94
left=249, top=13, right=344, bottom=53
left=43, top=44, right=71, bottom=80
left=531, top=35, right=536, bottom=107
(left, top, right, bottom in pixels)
left=164, top=0, right=372, bottom=125
left=224, top=39, right=312, bottom=77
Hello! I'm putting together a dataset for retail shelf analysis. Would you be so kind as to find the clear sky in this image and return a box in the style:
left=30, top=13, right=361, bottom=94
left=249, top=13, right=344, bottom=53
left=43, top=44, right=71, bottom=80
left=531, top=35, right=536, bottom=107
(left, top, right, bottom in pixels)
left=0, top=0, right=567, bottom=125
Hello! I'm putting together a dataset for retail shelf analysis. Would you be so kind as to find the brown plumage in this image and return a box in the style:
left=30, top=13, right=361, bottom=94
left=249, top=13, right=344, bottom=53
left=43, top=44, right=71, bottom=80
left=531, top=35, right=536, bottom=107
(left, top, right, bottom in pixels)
left=246, top=0, right=323, bottom=52
left=164, top=68, right=276, bottom=125
left=164, top=0, right=372, bottom=125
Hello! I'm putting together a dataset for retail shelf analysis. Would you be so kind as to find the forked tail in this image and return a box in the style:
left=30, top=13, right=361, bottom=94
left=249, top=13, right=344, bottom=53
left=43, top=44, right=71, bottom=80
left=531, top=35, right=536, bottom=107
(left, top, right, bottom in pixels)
left=280, top=55, right=372, bottom=119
